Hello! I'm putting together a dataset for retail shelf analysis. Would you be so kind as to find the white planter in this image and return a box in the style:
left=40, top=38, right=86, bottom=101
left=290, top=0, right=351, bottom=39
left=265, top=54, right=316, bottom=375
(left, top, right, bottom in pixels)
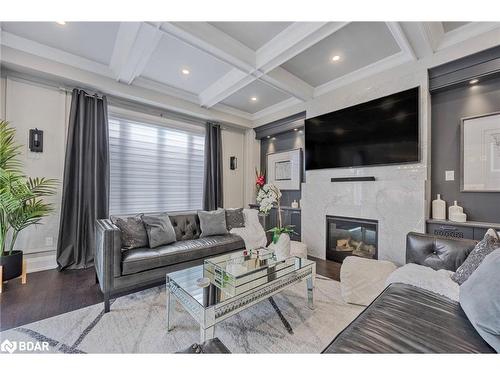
left=269, top=233, right=291, bottom=260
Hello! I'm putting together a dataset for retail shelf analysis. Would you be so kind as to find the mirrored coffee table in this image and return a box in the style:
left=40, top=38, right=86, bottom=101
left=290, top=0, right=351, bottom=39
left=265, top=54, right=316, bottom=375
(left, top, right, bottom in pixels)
left=166, top=250, right=316, bottom=342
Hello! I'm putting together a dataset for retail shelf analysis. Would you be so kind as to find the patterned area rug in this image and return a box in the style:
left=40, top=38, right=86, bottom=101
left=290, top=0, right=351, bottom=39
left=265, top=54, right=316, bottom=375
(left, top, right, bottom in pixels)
left=0, top=276, right=363, bottom=353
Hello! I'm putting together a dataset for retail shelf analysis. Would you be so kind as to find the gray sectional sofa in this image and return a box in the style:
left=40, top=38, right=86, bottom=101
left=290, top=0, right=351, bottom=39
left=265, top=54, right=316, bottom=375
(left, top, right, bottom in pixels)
left=322, top=232, right=495, bottom=353
left=94, top=211, right=245, bottom=312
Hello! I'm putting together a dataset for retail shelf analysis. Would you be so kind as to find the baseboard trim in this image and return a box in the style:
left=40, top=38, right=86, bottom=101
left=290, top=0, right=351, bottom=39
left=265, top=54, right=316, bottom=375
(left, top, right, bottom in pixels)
left=24, top=251, right=58, bottom=273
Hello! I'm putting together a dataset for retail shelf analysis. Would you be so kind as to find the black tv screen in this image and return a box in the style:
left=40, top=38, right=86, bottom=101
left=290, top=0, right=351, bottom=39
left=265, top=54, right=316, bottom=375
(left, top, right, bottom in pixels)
left=305, top=87, right=419, bottom=170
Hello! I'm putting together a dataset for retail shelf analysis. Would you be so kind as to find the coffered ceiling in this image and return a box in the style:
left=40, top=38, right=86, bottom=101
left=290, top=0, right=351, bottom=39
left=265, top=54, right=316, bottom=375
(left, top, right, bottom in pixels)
left=1, top=21, right=499, bottom=124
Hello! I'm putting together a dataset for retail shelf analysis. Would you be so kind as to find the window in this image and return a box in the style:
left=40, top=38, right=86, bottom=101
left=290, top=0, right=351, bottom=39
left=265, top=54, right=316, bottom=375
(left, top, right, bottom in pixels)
left=108, top=114, right=205, bottom=215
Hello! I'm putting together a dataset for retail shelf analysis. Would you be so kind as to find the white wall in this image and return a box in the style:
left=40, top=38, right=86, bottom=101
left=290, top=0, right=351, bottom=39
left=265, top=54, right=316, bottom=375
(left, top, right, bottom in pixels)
left=2, top=77, right=249, bottom=272
left=221, top=128, right=245, bottom=208
left=3, top=77, right=68, bottom=272
left=0, top=76, right=6, bottom=118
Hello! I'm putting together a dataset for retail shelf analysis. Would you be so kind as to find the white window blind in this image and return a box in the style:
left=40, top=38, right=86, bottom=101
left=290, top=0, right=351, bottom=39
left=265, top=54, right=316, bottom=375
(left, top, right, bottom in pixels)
left=108, top=114, right=205, bottom=215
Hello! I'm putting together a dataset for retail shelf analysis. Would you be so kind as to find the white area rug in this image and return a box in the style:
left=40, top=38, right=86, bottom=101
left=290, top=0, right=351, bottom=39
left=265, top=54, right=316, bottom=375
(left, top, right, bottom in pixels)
left=0, top=276, right=363, bottom=353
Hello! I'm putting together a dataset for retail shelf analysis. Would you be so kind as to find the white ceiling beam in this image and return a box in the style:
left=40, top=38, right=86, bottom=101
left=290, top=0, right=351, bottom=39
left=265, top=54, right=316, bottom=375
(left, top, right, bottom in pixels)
left=157, top=22, right=256, bottom=73
left=199, top=22, right=348, bottom=108
left=109, top=22, right=163, bottom=85
left=256, top=22, right=349, bottom=72
left=199, top=69, right=257, bottom=108
left=421, top=22, right=445, bottom=52
left=398, top=22, right=435, bottom=59
left=438, top=22, right=500, bottom=51
left=260, top=67, right=314, bottom=101
left=385, top=22, right=416, bottom=61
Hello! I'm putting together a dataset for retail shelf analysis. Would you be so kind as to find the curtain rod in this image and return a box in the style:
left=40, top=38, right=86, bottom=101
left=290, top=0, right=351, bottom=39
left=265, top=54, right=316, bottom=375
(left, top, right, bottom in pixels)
left=2, top=69, right=247, bottom=132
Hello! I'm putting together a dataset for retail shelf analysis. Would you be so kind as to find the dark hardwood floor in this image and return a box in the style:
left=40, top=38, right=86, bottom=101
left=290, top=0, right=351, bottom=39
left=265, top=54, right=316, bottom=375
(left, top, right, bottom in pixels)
left=0, top=256, right=341, bottom=332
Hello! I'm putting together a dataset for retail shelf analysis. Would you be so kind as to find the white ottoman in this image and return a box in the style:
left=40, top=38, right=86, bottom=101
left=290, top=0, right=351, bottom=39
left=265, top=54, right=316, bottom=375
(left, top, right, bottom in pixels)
left=340, top=256, right=397, bottom=306
left=290, top=241, right=308, bottom=258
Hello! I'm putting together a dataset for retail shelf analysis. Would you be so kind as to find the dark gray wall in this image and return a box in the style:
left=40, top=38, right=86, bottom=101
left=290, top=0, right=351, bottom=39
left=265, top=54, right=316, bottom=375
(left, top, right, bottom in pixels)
left=431, top=75, right=500, bottom=223
left=260, top=129, right=304, bottom=207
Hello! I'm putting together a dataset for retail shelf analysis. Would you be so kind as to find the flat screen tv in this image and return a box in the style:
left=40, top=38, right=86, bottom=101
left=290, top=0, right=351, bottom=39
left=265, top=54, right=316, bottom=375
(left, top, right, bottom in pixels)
left=305, top=87, right=419, bottom=170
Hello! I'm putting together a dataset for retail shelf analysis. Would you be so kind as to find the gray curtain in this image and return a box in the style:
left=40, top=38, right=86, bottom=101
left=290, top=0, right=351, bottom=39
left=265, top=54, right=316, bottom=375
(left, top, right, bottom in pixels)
left=203, top=122, right=223, bottom=210
left=56, top=89, right=109, bottom=270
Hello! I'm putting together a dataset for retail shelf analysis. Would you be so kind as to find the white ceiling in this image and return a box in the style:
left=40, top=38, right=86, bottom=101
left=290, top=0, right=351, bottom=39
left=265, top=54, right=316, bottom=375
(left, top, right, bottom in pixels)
left=141, top=33, right=233, bottom=95
left=442, top=22, right=470, bottom=33
left=1, top=22, right=119, bottom=65
left=209, top=22, right=292, bottom=50
left=221, top=79, right=291, bottom=113
left=282, top=22, right=400, bottom=87
left=1, top=21, right=499, bottom=124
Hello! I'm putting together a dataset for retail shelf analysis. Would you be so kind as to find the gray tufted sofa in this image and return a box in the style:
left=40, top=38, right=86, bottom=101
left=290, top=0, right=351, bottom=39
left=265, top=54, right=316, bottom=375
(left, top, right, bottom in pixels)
left=94, top=211, right=245, bottom=312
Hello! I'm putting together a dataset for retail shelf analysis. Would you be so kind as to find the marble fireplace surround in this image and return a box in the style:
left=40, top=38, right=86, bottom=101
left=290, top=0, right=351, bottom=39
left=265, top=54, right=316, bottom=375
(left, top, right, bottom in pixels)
left=302, top=165, right=428, bottom=265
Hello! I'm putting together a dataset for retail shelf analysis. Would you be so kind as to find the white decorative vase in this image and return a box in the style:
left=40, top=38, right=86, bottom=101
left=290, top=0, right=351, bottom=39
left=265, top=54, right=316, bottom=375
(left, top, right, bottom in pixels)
left=449, top=200, right=467, bottom=222
left=432, top=194, right=446, bottom=220
left=269, top=233, right=291, bottom=261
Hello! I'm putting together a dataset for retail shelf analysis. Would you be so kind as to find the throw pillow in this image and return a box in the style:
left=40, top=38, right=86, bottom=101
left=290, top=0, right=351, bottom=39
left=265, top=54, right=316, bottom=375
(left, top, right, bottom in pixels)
left=110, top=214, right=148, bottom=250
left=460, top=248, right=500, bottom=352
left=198, top=209, right=228, bottom=237
left=452, top=228, right=500, bottom=285
left=142, top=213, right=177, bottom=248
left=225, top=208, right=245, bottom=231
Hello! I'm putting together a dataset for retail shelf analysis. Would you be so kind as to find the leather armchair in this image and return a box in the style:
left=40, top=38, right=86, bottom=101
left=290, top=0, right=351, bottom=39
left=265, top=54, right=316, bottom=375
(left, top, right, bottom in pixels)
left=406, top=232, right=477, bottom=272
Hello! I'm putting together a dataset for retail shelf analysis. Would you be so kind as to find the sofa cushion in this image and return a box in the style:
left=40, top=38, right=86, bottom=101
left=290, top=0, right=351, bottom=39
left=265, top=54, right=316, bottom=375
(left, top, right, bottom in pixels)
left=110, top=214, right=148, bottom=250
left=169, top=213, right=201, bottom=241
left=460, top=249, right=500, bottom=352
left=121, top=234, right=244, bottom=275
left=225, top=208, right=245, bottom=231
left=198, top=209, right=228, bottom=237
left=452, top=228, right=500, bottom=284
left=142, top=213, right=177, bottom=248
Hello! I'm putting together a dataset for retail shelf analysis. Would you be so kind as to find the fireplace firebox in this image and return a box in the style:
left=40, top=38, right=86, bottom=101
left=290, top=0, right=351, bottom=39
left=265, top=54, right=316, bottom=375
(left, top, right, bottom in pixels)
left=326, top=216, right=378, bottom=263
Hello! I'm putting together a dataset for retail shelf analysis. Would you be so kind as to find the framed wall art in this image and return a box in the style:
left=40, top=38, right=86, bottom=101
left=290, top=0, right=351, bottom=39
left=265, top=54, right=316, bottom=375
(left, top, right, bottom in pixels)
left=461, top=112, right=500, bottom=192
left=266, top=148, right=302, bottom=190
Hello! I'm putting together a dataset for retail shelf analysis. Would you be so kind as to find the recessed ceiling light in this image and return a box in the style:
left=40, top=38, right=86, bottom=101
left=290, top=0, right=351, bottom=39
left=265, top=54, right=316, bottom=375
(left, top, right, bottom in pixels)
left=181, top=68, right=190, bottom=75
left=266, top=135, right=271, bottom=139
left=331, top=55, right=341, bottom=62
left=294, top=128, right=298, bottom=131
left=56, top=21, right=66, bottom=25
left=469, top=79, right=479, bottom=85
left=250, top=97, right=257, bottom=102
left=271, top=137, right=276, bottom=140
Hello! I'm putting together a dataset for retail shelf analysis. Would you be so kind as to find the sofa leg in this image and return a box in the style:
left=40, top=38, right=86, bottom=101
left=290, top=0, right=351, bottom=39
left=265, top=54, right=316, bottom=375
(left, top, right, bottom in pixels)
left=104, top=292, right=110, bottom=313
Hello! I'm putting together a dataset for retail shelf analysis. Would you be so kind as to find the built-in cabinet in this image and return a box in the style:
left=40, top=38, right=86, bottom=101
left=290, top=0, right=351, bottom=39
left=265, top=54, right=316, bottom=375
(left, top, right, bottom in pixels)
left=426, top=219, right=500, bottom=241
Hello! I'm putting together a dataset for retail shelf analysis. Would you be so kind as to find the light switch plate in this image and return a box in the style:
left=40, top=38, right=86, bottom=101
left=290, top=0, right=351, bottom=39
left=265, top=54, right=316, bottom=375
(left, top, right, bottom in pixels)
left=445, top=170, right=455, bottom=181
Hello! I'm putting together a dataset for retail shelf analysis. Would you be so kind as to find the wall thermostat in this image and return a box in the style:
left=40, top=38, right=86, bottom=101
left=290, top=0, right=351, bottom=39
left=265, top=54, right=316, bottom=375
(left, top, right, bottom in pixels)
left=29, top=128, right=43, bottom=153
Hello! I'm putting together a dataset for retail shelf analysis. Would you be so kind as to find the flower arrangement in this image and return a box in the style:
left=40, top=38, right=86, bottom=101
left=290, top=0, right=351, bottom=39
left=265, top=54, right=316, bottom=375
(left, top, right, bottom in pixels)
left=256, top=183, right=295, bottom=244
left=255, top=168, right=265, bottom=191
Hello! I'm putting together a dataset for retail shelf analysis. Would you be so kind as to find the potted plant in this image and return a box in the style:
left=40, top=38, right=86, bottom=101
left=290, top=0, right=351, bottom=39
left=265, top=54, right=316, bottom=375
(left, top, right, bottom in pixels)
left=0, top=120, right=56, bottom=282
left=256, top=183, right=295, bottom=260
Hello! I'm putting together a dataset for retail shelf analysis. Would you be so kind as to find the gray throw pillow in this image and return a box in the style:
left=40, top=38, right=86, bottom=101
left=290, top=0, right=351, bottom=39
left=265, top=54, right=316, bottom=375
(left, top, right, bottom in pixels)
left=142, top=214, right=177, bottom=248
left=452, top=228, right=500, bottom=285
left=198, top=209, right=228, bottom=237
left=225, top=208, right=245, bottom=231
left=110, top=214, right=148, bottom=250
left=459, top=248, right=500, bottom=352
